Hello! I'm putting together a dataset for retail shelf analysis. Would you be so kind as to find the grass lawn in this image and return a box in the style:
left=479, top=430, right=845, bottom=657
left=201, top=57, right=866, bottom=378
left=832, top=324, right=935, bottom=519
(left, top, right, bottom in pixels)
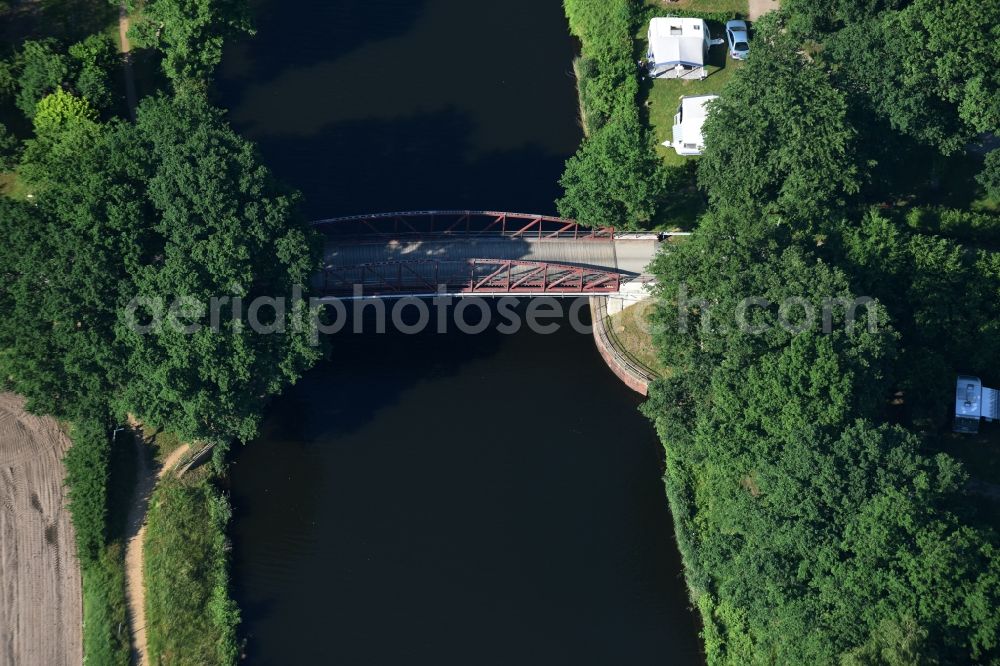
left=82, top=545, right=131, bottom=666
left=631, top=5, right=747, bottom=228
left=141, top=426, right=190, bottom=466
left=608, top=299, right=671, bottom=378
left=144, top=472, right=239, bottom=666
left=639, top=42, right=740, bottom=229
left=644, top=0, right=748, bottom=14
left=643, top=48, right=742, bottom=168
left=0, top=171, right=32, bottom=199
left=973, top=197, right=1000, bottom=213
left=638, top=0, right=748, bottom=168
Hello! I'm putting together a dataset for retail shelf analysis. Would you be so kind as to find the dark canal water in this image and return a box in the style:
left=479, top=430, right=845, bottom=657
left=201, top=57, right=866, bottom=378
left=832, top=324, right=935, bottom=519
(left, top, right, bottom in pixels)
left=218, top=1, right=701, bottom=663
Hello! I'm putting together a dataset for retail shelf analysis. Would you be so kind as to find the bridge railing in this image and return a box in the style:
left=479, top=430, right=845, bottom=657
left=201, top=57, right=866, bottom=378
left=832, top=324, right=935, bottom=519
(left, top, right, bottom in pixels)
left=318, top=258, right=622, bottom=297
left=311, top=210, right=616, bottom=241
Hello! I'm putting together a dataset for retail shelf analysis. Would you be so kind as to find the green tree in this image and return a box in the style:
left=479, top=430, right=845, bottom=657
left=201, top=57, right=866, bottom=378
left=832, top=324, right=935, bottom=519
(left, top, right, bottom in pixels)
left=827, top=0, right=1000, bottom=154
left=0, top=92, right=125, bottom=416
left=697, top=25, right=860, bottom=229
left=2, top=90, right=320, bottom=444
left=15, top=39, right=70, bottom=117
left=782, top=0, right=909, bottom=36
left=557, top=110, right=665, bottom=228
left=977, top=149, right=1000, bottom=200
left=114, top=93, right=320, bottom=443
left=908, top=0, right=1000, bottom=138
left=31, top=85, right=99, bottom=130
left=68, top=34, right=119, bottom=112
left=0, top=122, right=20, bottom=171
left=639, top=14, right=1000, bottom=659
left=829, top=17, right=964, bottom=154
left=642, top=224, right=1000, bottom=660
left=20, top=87, right=101, bottom=184
left=838, top=210, right=1000, bottom=426
left=129, top=0, right=253, bottom=84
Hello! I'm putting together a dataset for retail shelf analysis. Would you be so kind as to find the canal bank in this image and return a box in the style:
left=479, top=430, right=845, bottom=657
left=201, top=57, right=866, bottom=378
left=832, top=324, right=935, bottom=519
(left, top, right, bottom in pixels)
left=589, top=296, right=660, bottom=396
left=218, top=0, right=701, bottom=662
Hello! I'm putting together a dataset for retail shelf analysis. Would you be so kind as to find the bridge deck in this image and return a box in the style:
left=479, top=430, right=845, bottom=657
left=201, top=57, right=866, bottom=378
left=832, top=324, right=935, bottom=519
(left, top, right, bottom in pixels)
left=324, top=237, right=658, bottom=276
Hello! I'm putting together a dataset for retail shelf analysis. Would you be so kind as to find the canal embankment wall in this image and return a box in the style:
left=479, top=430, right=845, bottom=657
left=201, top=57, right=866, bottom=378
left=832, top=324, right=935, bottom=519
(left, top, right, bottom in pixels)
left=589, top=295, right=659, bottom=396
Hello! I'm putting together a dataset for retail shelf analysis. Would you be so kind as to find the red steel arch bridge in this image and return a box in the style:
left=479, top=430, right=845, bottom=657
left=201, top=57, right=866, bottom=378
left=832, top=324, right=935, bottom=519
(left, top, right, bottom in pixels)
left=312, top=210, right=678, bottom=298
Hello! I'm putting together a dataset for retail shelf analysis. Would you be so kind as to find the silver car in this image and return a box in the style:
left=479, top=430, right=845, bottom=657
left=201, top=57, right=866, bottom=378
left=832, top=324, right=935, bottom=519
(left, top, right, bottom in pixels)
left=725, top=20, right=750, bottom=60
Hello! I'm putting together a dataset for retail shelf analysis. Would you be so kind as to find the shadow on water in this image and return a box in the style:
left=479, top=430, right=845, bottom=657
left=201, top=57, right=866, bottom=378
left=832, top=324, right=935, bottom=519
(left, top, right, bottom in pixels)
left=248, top=110, right=575, bottom=218
left=230, top=303, right=702, bottom=665
left=228, top=302, right=513, bottom=564
left=222, top=0, right=431, bottom=89
left=218, top=0, right=582, bottom=218
left=0, top=0, right=117, bottom=51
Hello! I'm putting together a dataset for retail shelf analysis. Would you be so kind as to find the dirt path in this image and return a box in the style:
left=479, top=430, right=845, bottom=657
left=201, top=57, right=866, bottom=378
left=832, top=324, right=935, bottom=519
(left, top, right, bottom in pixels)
left=124, top=438, right=190, bottom=666
left=118, top=3, right=138, bottom=120
left=0, top=393, right=83, bottom=666
left=748, top=0, right=780, bottom=20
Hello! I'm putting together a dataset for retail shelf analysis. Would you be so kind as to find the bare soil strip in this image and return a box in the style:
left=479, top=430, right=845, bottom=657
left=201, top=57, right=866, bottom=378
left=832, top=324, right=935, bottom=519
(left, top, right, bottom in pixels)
left=124, top=436, right=190, bottom=666
left=748, top=0, right=780, bottom=20
left=0, top=393, right=83, bottom=666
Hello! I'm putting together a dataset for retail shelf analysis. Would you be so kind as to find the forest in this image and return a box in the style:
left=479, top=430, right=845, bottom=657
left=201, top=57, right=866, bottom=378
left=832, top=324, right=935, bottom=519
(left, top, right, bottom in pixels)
left=628, top=1, right=1000, bottom=663
left=0, top=0, right=314, bottom=663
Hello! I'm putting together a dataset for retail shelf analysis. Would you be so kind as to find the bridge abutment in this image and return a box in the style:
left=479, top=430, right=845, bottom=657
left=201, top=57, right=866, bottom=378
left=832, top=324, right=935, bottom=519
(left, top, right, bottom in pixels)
left=589, top=295, right=659, bottom=396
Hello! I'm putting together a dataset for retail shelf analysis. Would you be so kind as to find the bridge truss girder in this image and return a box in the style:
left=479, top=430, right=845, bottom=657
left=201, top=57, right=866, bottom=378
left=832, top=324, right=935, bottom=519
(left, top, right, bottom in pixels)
left=320, top=259, right=622, bottom=297
left=311, top=210, right=615, bottom=241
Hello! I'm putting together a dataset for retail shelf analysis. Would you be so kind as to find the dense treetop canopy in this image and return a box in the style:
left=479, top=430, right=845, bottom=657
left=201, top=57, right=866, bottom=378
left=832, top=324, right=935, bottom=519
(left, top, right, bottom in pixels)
left=557, top=0, right=662, bottom=229
left=0, top=90, right=320, bottom=443
left=789, top=0, right=1000, bottom=154
left=642, top=7, right=1000, bottom=664
left=128, top=0, right=254, bottom=84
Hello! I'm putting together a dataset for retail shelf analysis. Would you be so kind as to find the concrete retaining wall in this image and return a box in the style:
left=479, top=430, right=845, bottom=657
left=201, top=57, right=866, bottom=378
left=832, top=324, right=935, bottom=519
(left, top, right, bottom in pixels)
left=589, top=296, right=656, bottom=396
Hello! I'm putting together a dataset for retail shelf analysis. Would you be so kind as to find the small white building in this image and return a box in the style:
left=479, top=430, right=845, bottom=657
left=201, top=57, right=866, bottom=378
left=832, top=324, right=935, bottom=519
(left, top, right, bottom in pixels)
left=954, top=375, right=999, bottom=434
left=662, top=94, right=718, bottom=156
left=647, top=17, right=711, bottom=80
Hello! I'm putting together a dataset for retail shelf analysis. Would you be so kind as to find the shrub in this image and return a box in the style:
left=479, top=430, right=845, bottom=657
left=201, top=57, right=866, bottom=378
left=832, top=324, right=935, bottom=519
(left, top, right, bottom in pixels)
left=977, top=149, right=1000, bottom=201
left=15, top=39, right=70, bottom=117
left=905, top=206, right=1000, bottom=243
left=558, top=109, right=665, bottom=228
left=561, top=0, right=667, bottom=228
left=63, top=414, right=111, bottom=566
left=145, top=477, right=240, bottom=666
left=564, top=0, right=637, bottom=131
left=63, top=407, right=135, bottom=665
left=81, top=545, right=131, bottom=666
